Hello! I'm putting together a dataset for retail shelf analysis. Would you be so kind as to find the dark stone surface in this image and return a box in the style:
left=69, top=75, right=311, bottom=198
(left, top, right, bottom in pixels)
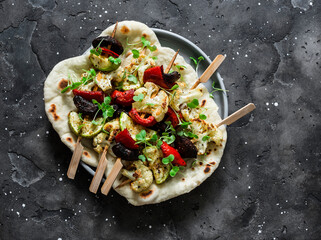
left=0, top=0, right=320, bottom=239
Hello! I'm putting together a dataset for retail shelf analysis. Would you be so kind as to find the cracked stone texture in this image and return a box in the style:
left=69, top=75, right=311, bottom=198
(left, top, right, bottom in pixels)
left=0, top=0, right=320, bottom=239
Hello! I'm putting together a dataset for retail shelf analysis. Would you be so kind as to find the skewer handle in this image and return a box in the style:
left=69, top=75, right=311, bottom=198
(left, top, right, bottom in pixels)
left=67, top=137, right=83, bottom=179
left=191, top=54, right=225, bottom=90
left=101, top=158, right=123, bottom=196
left=164, top=49, right=179, bottom=74
left=216, top=103, right=256, bottom=127
left=89, top=147, right=108, bottom=193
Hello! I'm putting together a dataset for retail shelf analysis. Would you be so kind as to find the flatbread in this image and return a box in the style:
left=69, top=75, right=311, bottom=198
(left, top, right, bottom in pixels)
left=44, top=20, right=227, bottom=206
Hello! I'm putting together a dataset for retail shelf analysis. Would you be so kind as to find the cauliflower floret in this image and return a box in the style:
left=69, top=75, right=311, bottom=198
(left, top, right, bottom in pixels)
left=121, top=160, right=153, bottom=193
left=170, top=88, right=203, bottom=111
left=92, top=118, right=120, bottom=153
left=189, top=118, right=223, bottom=155
left=95, top=72, right=113, bottom=91
left=132, top=82, right=169, bottom=122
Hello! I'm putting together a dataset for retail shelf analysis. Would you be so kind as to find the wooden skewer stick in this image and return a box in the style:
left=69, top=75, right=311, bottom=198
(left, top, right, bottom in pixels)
left=190, top=54, right=225, bottom=90
left=67, top=137, right=84, bottom=179
left=115, top=178, right=132, bottom=189
left=164, top=49, right=179, bottom=74
left=89, top=144, right=110, bottom=194
left=89, top=132, right=114, bottom=193
left=101, top=158, right=123, bottom=195
left=216, top=103, right=256, bottom=128
left=107, top=21, right=118, bottom=50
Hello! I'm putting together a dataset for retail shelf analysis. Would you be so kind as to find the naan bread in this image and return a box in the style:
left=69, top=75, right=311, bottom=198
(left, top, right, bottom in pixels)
left=44, top=21, right=227, bottom=206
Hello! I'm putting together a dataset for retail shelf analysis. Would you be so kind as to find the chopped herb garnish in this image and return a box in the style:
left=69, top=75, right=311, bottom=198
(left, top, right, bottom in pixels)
left=78, top=113, right=83, bottom=121
left=135, top=130, right=155, bottom=147
left=138, top=154, right=146, bottom=162
left=170, top=84, right=179, bottom=91
left=128, top=74, right=138, bottom=84
left=132, top=49, right=140, bottom=58
left=90, top=39, right=103, bottom=56
left=156, top=139, right=163, bottom=149
left=190, top=56, right=204, bottom=72
left=162, top=154, right=174, bottom=165
left=151, top=56, right=158, bottom=60
left=202, top=135, right=210, bottom=141
left=199, top=114, right=207, bottom=120
left=179, top=121, right=192, bottom=128
left=108, top=56, right=121, bottom=65
left=187, top=99, right=199, bottom=108
left=170, top=166, right=180, bottom=177
left=210, top=82, right=228, bottom=99
left=133, top=93, right=144, bottom=102
left=150, top=134, right=158, bottom=142
left=61, top=68, right=96, bottom=93
left=175, top=65, right=186, bottom=70
left=146, top=103, right=155, bottom=106
left=141, top=36, right=157, bottom=51
left=91, top=96, right=115, bottom=124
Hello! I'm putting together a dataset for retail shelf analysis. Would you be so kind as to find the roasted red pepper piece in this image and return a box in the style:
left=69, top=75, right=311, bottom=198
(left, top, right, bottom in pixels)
left=160, top=141, right=186, bottom=166
left=72, top=89, right=104, bottom=103
left=129, top=108, right=157, bottom=127
left=166, top=107, right=181, bottom=128
left=143, top=66, right=175, bottom=89
left=115, top=129, right=139, bottom=150
left=111, top=89, right=135, bottom=106
left=101, top=47, right=119, bottom=58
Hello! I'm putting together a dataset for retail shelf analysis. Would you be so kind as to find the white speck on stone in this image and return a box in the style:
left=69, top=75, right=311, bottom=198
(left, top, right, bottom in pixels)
left=248, top=186, right=251, bottom=189
left=16, top=212, right=20, bottom=216
left=274, top=102, right=279, bottom=106
left=105, top=218, right=108, bottom=221
left=245, top=142, right=248, bottom=144
left=258, top=2, right=261, bottom=5
left=22, top=204, right=26, bottom=208
left=59, top=177, right=62, bottom=181
left=58, top=238, right=62, bottom=240
left=258, top=230, right=262, bottom=234
left=57, top=52, right=59, bottom=55
left=235, top=195, right=238, bottom=198
left=149, top=225, right=152, bottom=229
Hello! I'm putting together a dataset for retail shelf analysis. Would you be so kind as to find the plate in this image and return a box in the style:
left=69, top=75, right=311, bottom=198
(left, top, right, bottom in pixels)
left=80, top=28, right=228, bottom=176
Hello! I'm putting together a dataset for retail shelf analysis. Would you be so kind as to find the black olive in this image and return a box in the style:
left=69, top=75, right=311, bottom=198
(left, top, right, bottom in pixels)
left=92, top=36, right=124, bottom=55
left=111, top=104, right=130, bottom=118
left=174, top=135, right=198, bottom=158
left=112, top=142, right=140, bottom=161
left=163, top=71, right=181, bottom=84
left=73, top=95, right=98, bottom=116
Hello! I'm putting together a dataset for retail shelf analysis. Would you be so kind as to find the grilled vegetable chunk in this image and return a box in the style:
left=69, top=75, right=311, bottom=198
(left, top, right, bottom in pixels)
left=143, top=146, right=170, bottom=184
left=189, top=119, right=223, bottom=155
left=119, top=112, right=157, bottom=140
left=68, top=111, right=83, bottom=135
left=170, top=88, right=203, bottom=111
left=121, top=161, right=153, bottom=192
left=112, top=142, right=140, bottom=160
left=80, top=117, right=104, bottom=138
left=132, top=82, right=169, bottom=122
left=89, top=54, right=121, bottom=72
left=92, top=118, right=120, bottom=153
left=174, top=136, right=198, bottom=158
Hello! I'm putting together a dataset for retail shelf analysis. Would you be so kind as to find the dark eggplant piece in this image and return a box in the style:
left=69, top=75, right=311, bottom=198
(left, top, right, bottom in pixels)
left=112, top=104, right=130, bottom=118
left=112, top=142, right=140, bottom=161
left=163, top=71, right=181, bottom=84
left=174, top=135, right=198, bottom=158
left=150, top=121, right=167, bottom=132
left=92, top=36, right=124, bottom=55
left=73, top=95, right=98, bottom=116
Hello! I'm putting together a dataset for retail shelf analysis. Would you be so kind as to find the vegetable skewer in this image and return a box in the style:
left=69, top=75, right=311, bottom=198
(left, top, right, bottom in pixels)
left=66, top=22, right=119, bottom=180
left=190, top=54, right=225, bottom=90
left=115, top=50, right=180, bottom=189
